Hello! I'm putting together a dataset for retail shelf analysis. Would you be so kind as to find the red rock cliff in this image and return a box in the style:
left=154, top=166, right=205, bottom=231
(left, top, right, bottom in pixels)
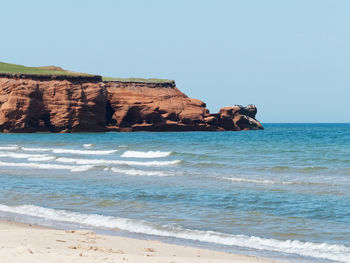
left=0, top=74, right=263, bottom=132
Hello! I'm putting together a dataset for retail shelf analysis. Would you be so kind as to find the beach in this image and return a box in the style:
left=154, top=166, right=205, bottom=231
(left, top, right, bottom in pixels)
left=0, top=219, right=282, bottom=263
left=1, top=0, right=349, bottom=261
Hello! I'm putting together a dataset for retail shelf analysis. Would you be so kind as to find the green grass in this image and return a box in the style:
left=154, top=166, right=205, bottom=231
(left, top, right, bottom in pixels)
left=0, top=62, right=92, bottom=76
left=102, top=76, right=174, bottom=83
left=0, top=62, right=173, bottom=83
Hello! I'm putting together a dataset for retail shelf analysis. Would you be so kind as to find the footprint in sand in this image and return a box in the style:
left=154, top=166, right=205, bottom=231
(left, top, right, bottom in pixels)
left=144, top=248, right=156, bottom=252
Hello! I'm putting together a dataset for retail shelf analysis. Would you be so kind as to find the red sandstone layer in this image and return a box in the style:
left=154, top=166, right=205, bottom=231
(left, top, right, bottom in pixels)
left=0, top=74, right=263, bottom=132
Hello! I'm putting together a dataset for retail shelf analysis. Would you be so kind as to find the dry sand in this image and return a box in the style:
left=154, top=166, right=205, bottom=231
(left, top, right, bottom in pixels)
left=0, top=219, right=285, bottom=263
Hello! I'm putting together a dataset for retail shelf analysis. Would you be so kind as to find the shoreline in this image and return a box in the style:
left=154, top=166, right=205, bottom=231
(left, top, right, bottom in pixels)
left=0, top=219, right=286, bottom=263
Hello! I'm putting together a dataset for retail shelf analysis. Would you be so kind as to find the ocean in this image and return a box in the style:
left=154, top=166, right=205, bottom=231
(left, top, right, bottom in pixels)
left=0, top=123, right=349, bottom=262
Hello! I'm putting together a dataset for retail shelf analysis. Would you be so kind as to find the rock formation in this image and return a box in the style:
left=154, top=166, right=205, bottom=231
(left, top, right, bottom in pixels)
left=0, top=73, right=263, bottom=132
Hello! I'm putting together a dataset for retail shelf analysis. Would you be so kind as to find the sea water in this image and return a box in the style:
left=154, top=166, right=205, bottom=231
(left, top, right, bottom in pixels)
left=0, top=123, right=349, bottom=262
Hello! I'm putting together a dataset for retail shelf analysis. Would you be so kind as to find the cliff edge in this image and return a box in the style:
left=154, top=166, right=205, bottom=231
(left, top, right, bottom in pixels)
left=0, top=73, right=263, bottom=132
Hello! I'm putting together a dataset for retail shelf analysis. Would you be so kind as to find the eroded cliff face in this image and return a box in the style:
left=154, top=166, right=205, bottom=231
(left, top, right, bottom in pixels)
left=0, top=74, right=106, bottom=132
left=104, top=81, right=213, bottom=131
left=0, top=74, right=263, bottom=132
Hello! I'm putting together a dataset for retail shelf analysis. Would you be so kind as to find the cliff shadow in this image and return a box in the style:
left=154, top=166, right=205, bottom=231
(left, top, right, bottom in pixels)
left=120, top=106, right=142, bottom=127
left=25, top=88, right=54, bottom=132
left=105, top=100, right=116, bottom=126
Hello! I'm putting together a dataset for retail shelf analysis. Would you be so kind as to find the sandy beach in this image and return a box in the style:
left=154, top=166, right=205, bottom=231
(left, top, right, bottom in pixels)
left=0, top=220, right=284, bottom=263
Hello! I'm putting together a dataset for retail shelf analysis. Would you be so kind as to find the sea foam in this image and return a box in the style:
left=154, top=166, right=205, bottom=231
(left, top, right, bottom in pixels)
left=0, top=152, right=50, bottom=159
left=56, top=157, right=181, bottom=167
left=0, top=161, right=92, bottom=172
left=51, top=148, right=118, bottom=155
left=21, top=147, right=117, bottom=155
left=218, top=176, right=339, bottom=187
left=0, top=204, right=349, bottom=262
left=21, top=147, right=51, bottom=152
left=27, top=156, right=56, bottom=162
left=111, top=168, right=172, bottom=177
left=121, top=151, right=171, bottom=158
left=220, top=176, right=288, bottom=185
left=0, top=146, right=19, bottom=150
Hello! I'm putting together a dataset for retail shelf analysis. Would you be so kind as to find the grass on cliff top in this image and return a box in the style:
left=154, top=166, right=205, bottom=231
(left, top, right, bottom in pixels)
left=0, top=62, right=173, bottom=83
left=102, top=76, right=174, bottom=83
left=0, top=62, right=92, bottom=76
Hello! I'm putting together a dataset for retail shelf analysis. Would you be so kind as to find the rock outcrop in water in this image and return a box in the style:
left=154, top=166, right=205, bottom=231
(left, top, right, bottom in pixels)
left=0, top=73, right=263, bottom=132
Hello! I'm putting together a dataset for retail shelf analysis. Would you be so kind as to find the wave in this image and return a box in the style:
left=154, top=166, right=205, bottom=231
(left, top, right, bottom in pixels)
left=21, top=147, right=117, bottom=155
left=56, top=157, right=181, bottom=167
left=51, top=148, right=118, bottom=155
left=83, top=144, right=93, bottom=148
left=0, top=204, right=349, bottom=262
left=110, top=168, right=172, bottom=177
left=0, top=146, right=19, bottom=150
left=0, top=151, right=180, bottom=168
left=262, top=165, right=329, bottom=173
left=27, top=156, right=56, bottom=162
left=220, top=177, right=282, bottom=185
left=0, top=152, right=50, bottom=159
left=301, top=166, right=328, bottom=172
left=121, top=151, right=171, bottom=158
left=219, top=176, right=340, bottom=187
left=0, top=161, right=93, bottom=172
left=21, top=147, right=51, bottom=152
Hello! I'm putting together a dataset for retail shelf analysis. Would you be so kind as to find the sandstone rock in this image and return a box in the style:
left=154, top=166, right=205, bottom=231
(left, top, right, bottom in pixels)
left=233, top=114, right=264, bottom=130
left=217, top=105, right=263, bottom=131
left=0, top=76, right=106, bottom=132
left=105, top=81, right=210, bottom=131
left=0, top=74, right=263, bottom=132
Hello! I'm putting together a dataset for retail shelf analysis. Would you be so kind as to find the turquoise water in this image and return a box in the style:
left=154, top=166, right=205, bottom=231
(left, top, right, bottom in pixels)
left=0, top=124, right=349, bottom=262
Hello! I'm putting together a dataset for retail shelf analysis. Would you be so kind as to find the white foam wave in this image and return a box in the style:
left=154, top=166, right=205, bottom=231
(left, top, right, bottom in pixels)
left=83, top=144, right=93, bottom=148
left=0, top=152, right=50, bottom=159
left=56, top=157, right=181, bottom=167
left=0, top=161, right=92, bottom=172
left=121, top=151, right=171, bottom=158
left=110, top=168, right=171, bottom=177
left=221, top=177, right=283, bottom=185
left=21, top=147, right=117, bottom=155
left=27, top=156, right=56, bottom=162
left=51, top=148, right=118, bottom=155
left=21, top=147, right=51, bottom=152
left=0, top=146, right=19, bottom=150
left=0, top=204, right=349, bottom=262
left=219, top=176, right=332, bottom=186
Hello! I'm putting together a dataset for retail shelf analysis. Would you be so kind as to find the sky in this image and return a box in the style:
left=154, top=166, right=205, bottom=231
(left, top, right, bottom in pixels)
left=1, top=0, right=349, bottom=123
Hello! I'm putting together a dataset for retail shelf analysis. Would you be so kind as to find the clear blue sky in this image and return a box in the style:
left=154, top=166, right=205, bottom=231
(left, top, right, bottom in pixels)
left=1, top=0, right=349, bottom=122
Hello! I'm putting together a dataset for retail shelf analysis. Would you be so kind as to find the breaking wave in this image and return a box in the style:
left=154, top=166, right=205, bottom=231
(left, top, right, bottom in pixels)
left=0, top=146, right=19, bottom=150
left=0, top=152, right=50, bottom=159
left=110, top=168, right=172, bottom=177
left=27, top=156, right=56, bottom=162
left=121, top=151, right=171, bottom=158
left=21, top=147, right=51, bottom=152
left=56, top=157, right=181, bottom=167
left=21, top=147, right=117, bottom=155
left=0, top=161, right=93, bottom=172
left=51, top=148, right=118, bottom=155
left=219, top=176, right=340, bottom=187
left=0, top=204, right=349, bottom=262
left=220, top=177, right=280, bottom=185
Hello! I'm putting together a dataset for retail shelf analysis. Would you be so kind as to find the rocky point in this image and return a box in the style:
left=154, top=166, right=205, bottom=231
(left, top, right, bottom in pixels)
left=0, top=73, right=263, bottom=132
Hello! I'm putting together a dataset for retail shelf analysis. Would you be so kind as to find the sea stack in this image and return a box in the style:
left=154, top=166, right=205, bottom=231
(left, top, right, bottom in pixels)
left=0, top=73, right=263, bottom=132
